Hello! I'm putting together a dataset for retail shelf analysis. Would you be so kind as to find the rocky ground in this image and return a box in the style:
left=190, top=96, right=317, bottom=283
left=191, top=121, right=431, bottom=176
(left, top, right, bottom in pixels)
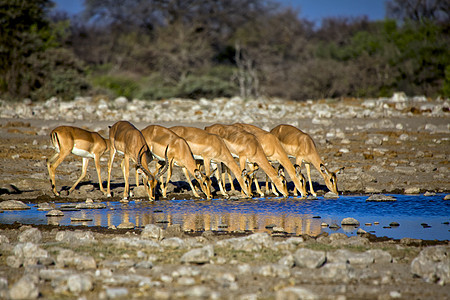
left=0, top=94, right=449, bottom=299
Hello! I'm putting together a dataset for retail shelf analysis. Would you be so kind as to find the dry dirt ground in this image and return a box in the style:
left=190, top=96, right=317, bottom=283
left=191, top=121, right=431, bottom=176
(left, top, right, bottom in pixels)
left=0, top=111, right=449, bottom=299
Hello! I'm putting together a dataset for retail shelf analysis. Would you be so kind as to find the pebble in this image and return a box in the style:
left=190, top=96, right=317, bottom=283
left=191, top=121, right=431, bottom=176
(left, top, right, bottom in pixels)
left=341, top=217, right=360, bottom=226
left=366, top=194, right=397, bottom=202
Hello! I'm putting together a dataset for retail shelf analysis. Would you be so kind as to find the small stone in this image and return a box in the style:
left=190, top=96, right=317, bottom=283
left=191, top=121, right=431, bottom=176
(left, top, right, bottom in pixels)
left=389, top=222, right=400, bottom=227
left=9, top=275, right=39, bottom=299
left=18, top=228, right=42, bottom=244
left=366, top=194, right=397, bottom=202
left=46, top=209, right=64, bottom=217
left=293, top=248, right=326, bottom=269
left=105, top=287, right=129, bottom=299
left=404, top=187, right=421, bottom=194
left=341, top=217, right=360, bottom=226
left=276, top=287, right=318, bottom=300
left=180, top=245, right=214, bottom=264
left=444, top=195, right=450, bottom=200
left=141, top=224, right=164, bottom=241
left=117, top=222, right=135, bottom=229
left=324, top=192, right=339, bottom=199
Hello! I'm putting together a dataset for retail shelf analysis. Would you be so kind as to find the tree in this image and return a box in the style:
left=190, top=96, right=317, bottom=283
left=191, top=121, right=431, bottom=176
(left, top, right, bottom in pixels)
left=0, top=0, right=55, bottom=98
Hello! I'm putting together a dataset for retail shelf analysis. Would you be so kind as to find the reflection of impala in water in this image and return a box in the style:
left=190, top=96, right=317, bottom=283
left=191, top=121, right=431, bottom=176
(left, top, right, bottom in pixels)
left=104, top=208, right=322, bottom=236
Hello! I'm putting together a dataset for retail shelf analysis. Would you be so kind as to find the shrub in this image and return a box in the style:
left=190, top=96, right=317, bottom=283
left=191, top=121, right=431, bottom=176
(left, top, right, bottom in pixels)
left=92, top=75, right=139, bottom=99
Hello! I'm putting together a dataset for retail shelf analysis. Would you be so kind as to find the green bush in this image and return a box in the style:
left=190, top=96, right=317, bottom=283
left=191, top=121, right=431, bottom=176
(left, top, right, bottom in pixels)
left=442, top=65, right=450, bottom=98
left=28, top=48, right=89, bottom=101
left=92, top=75, right=139, bottom=99
left=138, top=67, right=238, bottom=100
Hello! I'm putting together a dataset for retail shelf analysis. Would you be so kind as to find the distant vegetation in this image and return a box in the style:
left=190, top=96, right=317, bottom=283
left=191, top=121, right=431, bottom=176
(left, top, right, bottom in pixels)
left=0, top=0, right=449, bottom=101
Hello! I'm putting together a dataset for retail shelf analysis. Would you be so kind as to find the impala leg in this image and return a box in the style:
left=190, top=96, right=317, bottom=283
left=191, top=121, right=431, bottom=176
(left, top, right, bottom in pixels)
left=47, top=150, right=70, bottom=196
left=182, top=167, right=201, bottom=197
left=162, top=160, right=173, bottom=198
left=227, top=165, right=236, bottom=191
left=69, top=157, right=89, bottom=193
left=248, top=162, right=264, bottom=197
left=121, top=156, right=130, bottom=200
left=214, top=164, right=228, bottom=197
left=305, top=162, right=316, bottom=196
left=202, top=159, right=214, bottom=198
left=135, top=164, right=140, bottom=187
left=93, top=155, right=106, bottom=194
left=107, top=150, right=116, bottom=197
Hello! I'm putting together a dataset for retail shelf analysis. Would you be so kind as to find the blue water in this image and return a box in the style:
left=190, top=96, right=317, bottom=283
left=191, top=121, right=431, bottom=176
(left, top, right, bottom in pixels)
left=1, top=194, right=449, bottom=240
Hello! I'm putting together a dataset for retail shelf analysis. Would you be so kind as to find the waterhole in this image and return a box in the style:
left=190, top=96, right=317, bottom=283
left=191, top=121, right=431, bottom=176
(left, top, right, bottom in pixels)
left=1, top=194, right=449, bottom=240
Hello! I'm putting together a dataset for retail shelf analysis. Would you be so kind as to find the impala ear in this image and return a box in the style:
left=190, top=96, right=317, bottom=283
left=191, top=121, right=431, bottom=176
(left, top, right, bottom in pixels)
left=335, top=167, right=344, bottom=175
left=277, top=165, right=285, bottom=177
left=209, top=167, right=218, bottom=179
left=320, top=163, right=329, bottom=175
left=194, top=169, right=202, bottom=179
left=241, top=169, right=248, bottom=177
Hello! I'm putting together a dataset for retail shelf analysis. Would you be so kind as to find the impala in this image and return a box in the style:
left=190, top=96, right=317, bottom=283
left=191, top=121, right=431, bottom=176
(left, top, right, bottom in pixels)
left=170, top=126, right=252, bottom=198
left=106, top=121, right=167, bottom=201
left=140, top=125, right=212, bottom=199
left=233, top=123, right=308, bottom=197
left=204, top=124, right=288, bottom=197
left=270, top=124, right=343, bottom=196
left=47, top=126, right=109, bottom=196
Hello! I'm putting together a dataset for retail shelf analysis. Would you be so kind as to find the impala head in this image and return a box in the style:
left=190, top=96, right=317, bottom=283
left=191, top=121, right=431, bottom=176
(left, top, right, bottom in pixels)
left=194, top=169, right=212, bottom=200
left=241, top=169, right=252, bottom=197
left=294, top=164, right=308, bottom=197
left=320, top=164, right=343, bottom=195
left=138, top=145, right=169, bottom=200
left=277, top=170, right=288, bottom=197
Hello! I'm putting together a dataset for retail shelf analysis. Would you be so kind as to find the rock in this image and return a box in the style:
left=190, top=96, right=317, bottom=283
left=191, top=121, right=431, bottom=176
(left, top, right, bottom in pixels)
left=319, top=262, right=355, bottom=283
left=328, top=233, right=348, bottom=241
left=66, top=274, right=93, bottom=294
left=324, top=192, right=339, bottom=199
left=105, top=287, right=129, bottom=299
left=117, top=222, right=135, bottom=229
left=0, top=200, right=30, bottom=210
left=46, top=209, right=64, bottom=217
left=341, top=217, right=360, bottom=226
left=13, top=242, right=48, bottom=259
left=141, top=224, right=164, bottom=241
left=331, top=236, right=370, bottom=247
left=180, top=245, right=214, bottom=264
left=276, top=287, right=318, bottom=300
left=56, top=249, right=97, bottom=270
left=55, top=230, right=96, bottom=243
left=161, top=237, right=186, bottom=249
left=394, top=166, right=416, bottom=175
left=366, top=194, right=397, bottom=202
left=18, top=228, right=42, bottom=244
left=75, top=202, right=106, bottom=209
left=411, top=246, right=450, bottom=284
left=37, top=202, right=53, bottom=211
left=132, top=185, right=149, bottom=198
left=404, top=187, right=421, bottom=194
left=366, top=249, right=393, bottom=264
left=327, top=249, right=374, bottom=265
left=278, top=254, right=295, bottom=268
left=444, top=195, right=450, bottom=200
left=9, top=275, right=39, bottom=299
left=114, top=96, right=128, bottom=108
left=293, top=248, right=326, bottom=269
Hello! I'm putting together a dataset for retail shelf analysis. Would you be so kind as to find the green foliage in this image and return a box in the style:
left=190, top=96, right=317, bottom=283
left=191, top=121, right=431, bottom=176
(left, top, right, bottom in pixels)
left=29, top=48, right=89, bottom=100
left=92, top=75, right=139, bottom=99
left=442, top=65, right=450, bottom=97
